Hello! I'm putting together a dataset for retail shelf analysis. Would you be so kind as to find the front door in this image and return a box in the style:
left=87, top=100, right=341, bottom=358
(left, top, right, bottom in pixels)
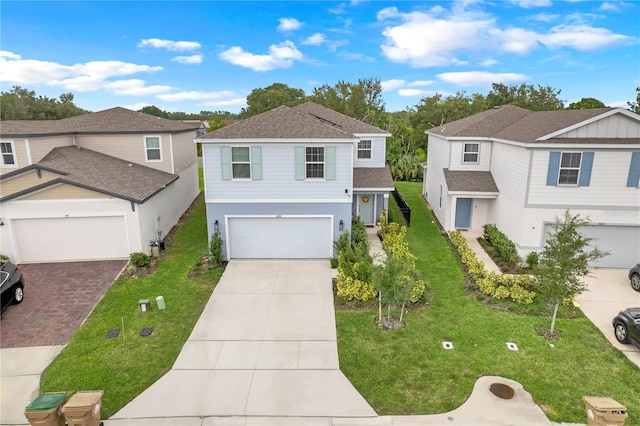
left=455, top=198, right=472, bottom=229
left=358, top=194, right=375, bottom=224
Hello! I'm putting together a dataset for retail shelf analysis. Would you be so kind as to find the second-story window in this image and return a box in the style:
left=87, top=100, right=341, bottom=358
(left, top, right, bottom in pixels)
left=463, top=143, right=479, bottom=163
left=306, top=146, right=324, bottom=179
left=357, top=140, right=372, bottom=159
left=145, top=136, right=162, bottom=161
left=1, top=141, right=16, bottom=167
left=231, top=146, right=251, bottom=179
left=559, top=152, right=581, bottom=185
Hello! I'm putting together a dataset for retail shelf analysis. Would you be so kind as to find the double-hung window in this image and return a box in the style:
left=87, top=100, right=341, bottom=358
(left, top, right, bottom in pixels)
left=1, top=141, right=16, bottom=167
left=306, top=147, right=324, bottom=179
left=546, top=151, right=593, bottom=187
left=145, top=136, right=162, bottom=161
left=231, top=146, right=251, bottom=179
left=357, top=140, right=372, bottom=159
left=463, top=143, right=479, bottom=164
left=558, top=152, right=581, bottom=185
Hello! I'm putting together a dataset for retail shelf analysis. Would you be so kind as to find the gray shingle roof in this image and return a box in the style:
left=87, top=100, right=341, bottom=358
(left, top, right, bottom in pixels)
left=0, top=107, right=199, bottom=137
left=427, top=105, right=628, bottom=143
left=353, top=166, right=395, bottom=190
left=1, top=146, right=177, bottom=203
left=443, top=169, right=499, bottom=193
left=199, top=102, right=389, bottom=140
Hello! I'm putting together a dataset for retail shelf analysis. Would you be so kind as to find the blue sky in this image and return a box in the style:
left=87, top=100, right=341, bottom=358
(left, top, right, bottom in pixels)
left=1, top=0, right=638, bottom=114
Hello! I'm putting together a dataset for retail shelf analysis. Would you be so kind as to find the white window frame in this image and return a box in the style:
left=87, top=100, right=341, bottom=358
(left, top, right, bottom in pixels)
left=0, top=140, right=17, bottom=168
left=357, top=139, right=372, bottom=160
left=558, top=151, right=581, bottom=186
left=306, top=146, right=325, bottom=179
left=231, top=146, right=251, bottom=180
left=144, top=135, right=163, bottom=162
left=462, top=143, right=479, bottom=164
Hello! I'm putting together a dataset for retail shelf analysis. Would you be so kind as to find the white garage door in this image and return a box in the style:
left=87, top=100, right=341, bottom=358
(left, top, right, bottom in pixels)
left=227, top=216, right=332, bottom=259
left=14, top=216, right=129, bottom=263
left=544, top=224, right=640, bottom=269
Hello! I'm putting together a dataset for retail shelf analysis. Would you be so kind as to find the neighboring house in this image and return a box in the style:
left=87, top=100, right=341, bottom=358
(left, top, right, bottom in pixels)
left=197, top=102, right=393, bottom=259
left=424, top=105, right=640, bottom=269
left=0, top=108, right=200, bottom=263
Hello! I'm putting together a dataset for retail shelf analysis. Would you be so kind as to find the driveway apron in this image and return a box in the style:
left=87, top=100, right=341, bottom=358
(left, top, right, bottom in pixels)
left=112, top=260, right=376, bottom=419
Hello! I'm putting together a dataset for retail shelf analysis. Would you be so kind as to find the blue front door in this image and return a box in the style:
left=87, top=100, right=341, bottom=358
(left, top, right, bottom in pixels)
left=455, top=198, right=472, bottom=228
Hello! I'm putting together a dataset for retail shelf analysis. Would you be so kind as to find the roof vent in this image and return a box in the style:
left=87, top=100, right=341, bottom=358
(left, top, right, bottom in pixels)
left=128, top=163, right=133, bottom=167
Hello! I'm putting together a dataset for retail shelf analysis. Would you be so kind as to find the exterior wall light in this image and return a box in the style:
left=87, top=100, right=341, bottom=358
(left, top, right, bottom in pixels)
left=214, top=220, right=219, bottom=232
left=339, top=220, right=344, bottom=231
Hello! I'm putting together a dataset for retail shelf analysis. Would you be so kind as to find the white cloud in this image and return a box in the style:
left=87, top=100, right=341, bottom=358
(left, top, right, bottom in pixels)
left=138, top=38, right=201, bottom=52
left=219, top=41, right=303, bottom=71
left=302, top=33, right=326, bottom=46
left=540, top=24, right=633, bottom=50
left=199, top=98, right=247, bottom=108
left=531, top=13, right=560, bottom=22
left=507, top=0, right=552, bottom=8
left=171, top=55, right=203, bottom=64
left=336, top=51, right=374, bottom=62
left=398, top=88, right=433, bottom=97
left=103, top=79, right=173, bottom=96
left=381, top=79, right=406, bottom=91
left=436, top=71, right=529, bottom=86
left=123, top=102, right=152, bottom=111
left=490, top=28, right=540, bottom=54
left=599, top=2, right=620, bottom=12
left=278, top=18, right=302, bottom=32
left=480, top=58, right=499, bottom=67
left=0, top=52, right=163, bottom=92
left=408, top=80, right=435, bottom=87
left=157, top=90, right=238, bottom=102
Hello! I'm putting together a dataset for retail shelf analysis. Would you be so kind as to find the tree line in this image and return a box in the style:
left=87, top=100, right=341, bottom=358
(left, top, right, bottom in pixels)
left=2, top=82, right=638, bottom=181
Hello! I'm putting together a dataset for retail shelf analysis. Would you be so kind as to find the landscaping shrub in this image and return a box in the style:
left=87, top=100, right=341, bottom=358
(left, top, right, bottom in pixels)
left=526, top=251, right=539, bottom=268
left=209, top=231, right=224, bottom=266
left=335, top=222, right=375, bottom=302
left=350, top=218, right=370, bottom=253
left=482, top=224, right=521, bottom=265
left=129, top=252, right=151, bottom=268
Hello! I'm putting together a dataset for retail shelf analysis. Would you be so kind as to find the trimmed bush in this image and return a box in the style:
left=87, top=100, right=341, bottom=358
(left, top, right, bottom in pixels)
left=130, top=252, right=151, bottom=268
left=482, top=224, right=521, bottom=265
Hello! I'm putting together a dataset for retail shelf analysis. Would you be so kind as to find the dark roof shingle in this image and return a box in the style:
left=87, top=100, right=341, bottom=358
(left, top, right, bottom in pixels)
left=443, top=169, right=499, bottom=193
left=353, top=167, right=395, bottom=190
left=294, top=102, right=390, bottom=135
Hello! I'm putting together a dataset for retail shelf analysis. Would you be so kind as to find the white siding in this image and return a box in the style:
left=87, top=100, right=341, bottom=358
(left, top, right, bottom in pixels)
left=490, top=143, right=529, bottom=205
left=425, top=134, right=451, bottom=228
left=558, top=114, right=640, bottom=138
left=449, top=140, right=492, bottom=171
left=353, top=136, right=386, bottom=168
left=203, top=143, right=352, bottom=201
left=528, top=150, right=640, bottom=207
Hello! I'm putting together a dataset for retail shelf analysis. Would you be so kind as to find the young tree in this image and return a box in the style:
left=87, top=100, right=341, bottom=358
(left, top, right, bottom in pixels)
left=628, top=87, right=640, bottom=114
left=487, top=83, right=565, bottom=111
left=240, top=83, right=306, bottom=118
left=567, top=97, right=606, bottom=110
left=534, top=210, right=608, bottom=334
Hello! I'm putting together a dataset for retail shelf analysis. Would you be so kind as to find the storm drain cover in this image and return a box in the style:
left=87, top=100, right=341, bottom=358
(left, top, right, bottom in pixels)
left=107, top=330, right=120, bottom=338
left=489, top=383, right=515, bottom=399
left=140, top=327, right=154, bottom=337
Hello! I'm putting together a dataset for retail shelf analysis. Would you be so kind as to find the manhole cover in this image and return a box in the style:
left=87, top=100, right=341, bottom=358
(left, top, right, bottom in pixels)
left=489, top=383, right=515, bottom=399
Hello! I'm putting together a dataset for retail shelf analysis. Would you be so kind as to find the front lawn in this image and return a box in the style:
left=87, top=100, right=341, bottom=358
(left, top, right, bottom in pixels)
left=40, top=193, right=222, bottom=418
left=336, top=181, right=640, bottom=423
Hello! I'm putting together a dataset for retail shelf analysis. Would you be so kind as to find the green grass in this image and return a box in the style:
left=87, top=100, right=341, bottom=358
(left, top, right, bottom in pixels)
left=40, top=193, right=222, bottom=418
left=336, top=181, right=640, bottom=422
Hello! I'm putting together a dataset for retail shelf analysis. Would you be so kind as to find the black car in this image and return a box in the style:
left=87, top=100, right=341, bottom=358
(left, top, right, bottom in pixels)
left=629, top=264, right=640, bottom=292
left=613, top=307, right=640, bottom=348
left=1, top=260, right=24, bottom=312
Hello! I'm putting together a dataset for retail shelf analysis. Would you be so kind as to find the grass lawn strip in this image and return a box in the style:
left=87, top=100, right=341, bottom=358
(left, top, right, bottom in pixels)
left=40, top=193, right=223, bottom=418
left=336, top=181, right=639, bottom=423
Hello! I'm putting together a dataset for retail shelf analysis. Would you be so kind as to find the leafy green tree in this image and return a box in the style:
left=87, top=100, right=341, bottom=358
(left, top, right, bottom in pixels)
left=1, top=86, right=87, bottom=120
left=487, top=83, right=565, bottom=111
left=240, top=83, right=306, bottom=118
left=534, top=210, right=608, bottom=334
left=628, top=87, right=640, bottom=114
left=308, top=77, right=386, bottom=125
left=567, top=97, right=606, bottom=110
left=140, top=105, right=168, bottom=118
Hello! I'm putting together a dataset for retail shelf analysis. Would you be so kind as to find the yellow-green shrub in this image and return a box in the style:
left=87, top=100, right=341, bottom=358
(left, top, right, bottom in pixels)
left=336, top=270, right=377, bottom=301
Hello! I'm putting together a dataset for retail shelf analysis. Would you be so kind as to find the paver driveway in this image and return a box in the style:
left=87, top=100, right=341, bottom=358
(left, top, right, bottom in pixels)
left=0, top=260, right=127, bottom=348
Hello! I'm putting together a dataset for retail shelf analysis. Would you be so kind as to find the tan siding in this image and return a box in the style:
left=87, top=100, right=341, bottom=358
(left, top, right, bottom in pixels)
left=0, top=169, right=61, bottom=196
left=171, top=130, right=198, bottom=174
left=20, top=183, right=109, bottom=200
left=560, top=115, right=640, bottom=138
left=75, top=134, right=173, bottom=173
left=29, top=135, right=74, bottom=163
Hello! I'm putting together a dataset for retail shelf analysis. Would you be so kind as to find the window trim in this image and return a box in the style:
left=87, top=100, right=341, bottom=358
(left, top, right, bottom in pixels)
left=357, top=139, right=372, bottom=160
left=462, top=143, right=479, bottom=164
left=144, top=135, right=163, bottom=162
left=0, top=140, right=17, bottom=168
left=305, top=146, right=325, bottom=180
left=231, top=146, right=252, bottom=180
left=558, top=151, right=582, bottom=186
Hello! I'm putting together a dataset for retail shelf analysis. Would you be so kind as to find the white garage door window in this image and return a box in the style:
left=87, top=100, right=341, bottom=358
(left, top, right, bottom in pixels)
left=227, top=216, right=332, bottom=259
left=543, top=224, right=640, bottom=269
left=14, top=216, right=129, bottom=263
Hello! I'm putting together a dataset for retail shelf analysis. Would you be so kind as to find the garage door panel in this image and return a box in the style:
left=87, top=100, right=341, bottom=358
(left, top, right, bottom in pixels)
left=228, top=217, right=331, bottom=259
left=15, top=216, right=129, bottom=263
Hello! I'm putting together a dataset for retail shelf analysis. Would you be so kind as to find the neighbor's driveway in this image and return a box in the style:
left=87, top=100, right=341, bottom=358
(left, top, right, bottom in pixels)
left=577, top=269, right=640, bottom=369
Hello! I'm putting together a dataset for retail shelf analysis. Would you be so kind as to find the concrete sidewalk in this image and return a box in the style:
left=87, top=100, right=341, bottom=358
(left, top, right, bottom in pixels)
left=111, top=260, right=376, bottom=420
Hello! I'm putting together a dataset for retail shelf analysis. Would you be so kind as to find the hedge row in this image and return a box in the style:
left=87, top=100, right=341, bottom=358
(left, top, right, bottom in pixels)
left=482, top=223, right=521, bottom=265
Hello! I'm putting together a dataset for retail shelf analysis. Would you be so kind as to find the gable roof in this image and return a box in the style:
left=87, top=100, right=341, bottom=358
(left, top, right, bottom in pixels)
left=427, top=105, right=639, bottom=143
left=0, top=107, right=199, bottom=137
left=443, top=169, right=499, bottom=193
left=198, top=102, right=390, bottom=140
left=1, top=146, right=177, bottom=203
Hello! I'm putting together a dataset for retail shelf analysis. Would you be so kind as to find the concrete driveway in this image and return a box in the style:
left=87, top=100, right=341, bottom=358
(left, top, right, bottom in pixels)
left=576, top=269, right=640, bottom=368
left=111, top=260, right=376, bottom=421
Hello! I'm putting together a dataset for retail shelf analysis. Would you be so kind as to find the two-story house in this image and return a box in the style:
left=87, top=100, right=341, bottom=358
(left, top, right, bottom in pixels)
left=0, top=107, right=200, bottom=263
left=197, top=102, right=393, bottom=259
left=424, top=105, right=640, bottom=268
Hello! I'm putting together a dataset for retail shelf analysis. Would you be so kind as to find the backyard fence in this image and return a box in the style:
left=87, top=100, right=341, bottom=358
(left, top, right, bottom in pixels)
left=391, top=188, right=411, bottom=226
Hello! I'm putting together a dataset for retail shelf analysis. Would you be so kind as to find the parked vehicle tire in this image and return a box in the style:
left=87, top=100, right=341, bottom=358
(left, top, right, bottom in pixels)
left=614, top=322, right=629, bottom=344
left=12, top=284, right=23, bottom=305
left=631, top=273, right=640, bottom=292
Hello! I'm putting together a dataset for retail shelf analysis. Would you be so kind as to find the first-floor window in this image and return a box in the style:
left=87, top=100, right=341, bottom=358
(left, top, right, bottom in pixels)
left=145, top=136, right=161, bottom=161
left=559, top=152, right=581, bottom=185
left=231, top=146, right=251, bottom=179
left=1, top=141, right=16, bottom=166
left=306, top=146, right=324, bottom=178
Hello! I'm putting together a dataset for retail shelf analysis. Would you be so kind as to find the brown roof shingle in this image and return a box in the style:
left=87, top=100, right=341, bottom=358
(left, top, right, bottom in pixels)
left=353, top=167, right=395, bottom=190
left=443, top=169, right=499, bottom=193
left=294, top=102, right=390, bottom=135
